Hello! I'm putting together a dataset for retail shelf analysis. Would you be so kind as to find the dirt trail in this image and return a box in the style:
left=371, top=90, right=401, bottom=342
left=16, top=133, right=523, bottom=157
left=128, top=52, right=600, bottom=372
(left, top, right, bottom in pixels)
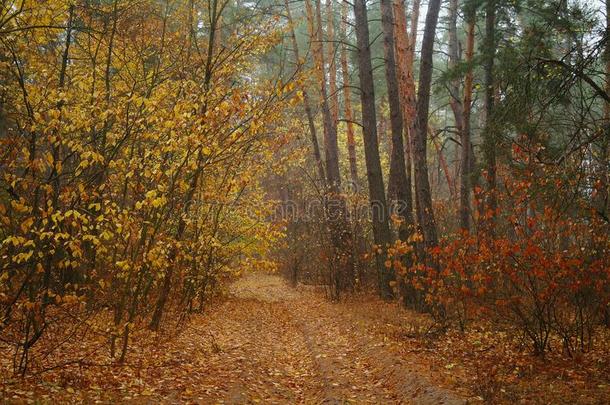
left=178, top=273, right=467, bottom=404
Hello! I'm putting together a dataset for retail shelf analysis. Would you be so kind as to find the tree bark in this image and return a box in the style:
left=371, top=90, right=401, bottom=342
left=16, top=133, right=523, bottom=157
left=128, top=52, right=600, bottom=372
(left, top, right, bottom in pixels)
left=340, top=1, right=359, bottom=188
left=409, top=0, right=421, bottom=62
left=460, top=2, right=475, bottom=231
left=395, top=0, right=423, bottom=232
left=598, top=0, right=609, bottom=219
left=482, top=0, right=497, bottom=234
left=354, top=0, right=395, bottom=299
left=381, top=0, right=414, bottom=241
left=605, top=0, right=610, bottom=216
left=413, top=0, right=441, bottom=248
left=377, top=103, right=391, bottom=157
left=340, top=1, right=366, bottom=290
left=599, top=0, right=610, bottom=328
left=447, top=0, right=463, bottom=199
left=431, top=128, right=455, bottom=197
left=447, top=0, right=463, bottom=131
left=326, top=0, right=339, bottom=123
left=392, top=0, right=413, bottom=212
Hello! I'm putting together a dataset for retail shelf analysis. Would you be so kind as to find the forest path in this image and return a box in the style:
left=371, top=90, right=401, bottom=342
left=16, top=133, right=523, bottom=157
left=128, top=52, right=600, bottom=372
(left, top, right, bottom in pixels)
left=171, top=273, right=467, bottom=404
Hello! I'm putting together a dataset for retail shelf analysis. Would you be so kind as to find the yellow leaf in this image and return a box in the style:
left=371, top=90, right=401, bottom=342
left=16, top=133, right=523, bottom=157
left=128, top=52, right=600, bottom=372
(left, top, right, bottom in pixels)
left=11, top=200, right=29, bottom=213
left=20, top=217, right=34, bottom=233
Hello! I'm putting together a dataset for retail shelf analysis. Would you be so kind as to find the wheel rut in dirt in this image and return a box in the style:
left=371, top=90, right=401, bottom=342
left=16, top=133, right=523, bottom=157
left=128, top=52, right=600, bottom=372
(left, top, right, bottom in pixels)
left=205, top=273, right=467, bottom=404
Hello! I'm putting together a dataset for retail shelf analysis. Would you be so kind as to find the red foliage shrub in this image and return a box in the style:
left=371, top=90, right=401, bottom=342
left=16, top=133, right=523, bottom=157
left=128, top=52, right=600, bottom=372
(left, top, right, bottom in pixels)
left=405, top=165, right=610, bottom=356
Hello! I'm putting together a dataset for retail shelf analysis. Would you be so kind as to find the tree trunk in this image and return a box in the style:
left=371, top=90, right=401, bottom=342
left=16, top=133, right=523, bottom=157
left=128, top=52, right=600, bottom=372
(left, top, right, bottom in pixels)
left=600, top=0, right=610, bottom=328
left=377, top=104, right=390, bottom=157
left=354, top=0, right=395, bottom=299
left=284, top=0, right=326, bottom=185
left=394, top=0, right=422, bottom=232
left=413, top=0, right=441, bottom=248
left=340, top=1, right=359, bottom=188
left=447, top=0, right=463, bottom=199
left=460, top=3, right=476, bottom=231
left=340, top=1, right=366, bottom=289
left=307, top=0, right=354, bottom=297
left=409, top=0, right=421, bottom=62
left=482, top=0, right=497, bottom=234
left=598, top=0, right=609, bottom=220
left=309, top=0, right=341, bottom=189
left=409, top=0, right=424, bottom=233
left=447, top=0, right=463, bottom=132
left=392, top=0, right=413, bottom=213
left=431, top=128, right=455, bottom=198
left=326, top=0, right=339, bottom=123
left=381, top=0, right=414, bottom=242
left=604, top=0, right=609, bottom=329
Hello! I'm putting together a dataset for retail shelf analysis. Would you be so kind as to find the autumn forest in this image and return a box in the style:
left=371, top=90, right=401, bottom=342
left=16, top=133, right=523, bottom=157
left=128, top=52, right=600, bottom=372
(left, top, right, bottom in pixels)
left=0, top=0, right=609, bottom=403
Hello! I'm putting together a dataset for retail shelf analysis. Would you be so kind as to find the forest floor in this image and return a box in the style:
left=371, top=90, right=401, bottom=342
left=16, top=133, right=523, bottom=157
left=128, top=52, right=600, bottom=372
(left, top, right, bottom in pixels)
left=2, top=273, right=609, bottom=404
